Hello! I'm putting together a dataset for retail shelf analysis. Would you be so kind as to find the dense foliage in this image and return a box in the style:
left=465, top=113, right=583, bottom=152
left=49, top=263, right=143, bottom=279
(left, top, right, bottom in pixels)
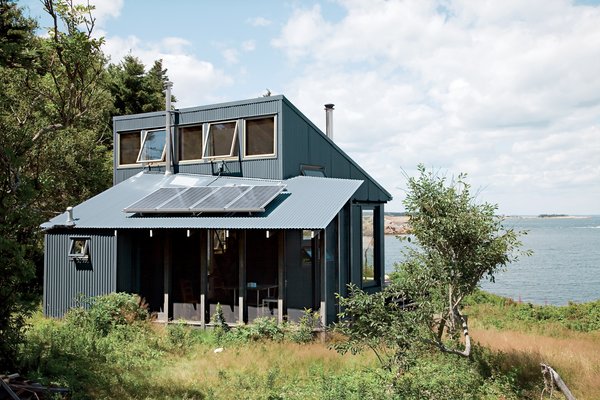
left=466, top=290, right=600, bottom=333
left=16, top=293, right=532, bottom=399
left=0, top=0, right=170, bottom=368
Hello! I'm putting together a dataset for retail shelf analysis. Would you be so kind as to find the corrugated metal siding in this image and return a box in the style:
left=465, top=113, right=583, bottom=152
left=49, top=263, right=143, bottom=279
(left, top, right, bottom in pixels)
left=178, top=158, right=281, bottom=180
left=114, top=113, right=166, bottom=132
left=44, top=230, right=117, bottom=318
left=280, top=99, right=390, bottom=202
left=178, top=98, right=281, bottom=124
left=116, top=168, right=144, bottom=183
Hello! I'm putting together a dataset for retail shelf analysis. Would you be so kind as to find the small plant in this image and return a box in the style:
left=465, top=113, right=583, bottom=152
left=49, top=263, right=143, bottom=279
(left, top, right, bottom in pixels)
left=289, top=308, right=319, bottom=344
left=166, top=320, right=192, bottom=353
left=211, top=303, right=230, bottom=342
left=249, top=317, right=284, bottom=341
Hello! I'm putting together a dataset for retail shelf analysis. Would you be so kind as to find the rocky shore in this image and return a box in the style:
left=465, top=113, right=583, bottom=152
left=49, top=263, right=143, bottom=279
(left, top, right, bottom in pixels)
left=384, top=215, right=410, bottom=235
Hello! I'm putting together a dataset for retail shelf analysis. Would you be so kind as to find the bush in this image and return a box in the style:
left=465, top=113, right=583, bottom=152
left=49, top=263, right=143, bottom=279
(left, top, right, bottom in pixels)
left=289, top=309, right=319, bottom=344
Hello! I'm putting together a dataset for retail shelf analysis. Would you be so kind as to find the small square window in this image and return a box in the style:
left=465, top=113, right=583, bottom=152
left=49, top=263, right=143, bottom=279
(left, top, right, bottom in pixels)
left=137, top=129, right=167, bottom=163
left=119, top=131, right=141, bottom=165
left=204, top=121, right=239, bottom=158
left=245, top=117, right=275, bottom=157
left=179, top=125, right=203, bottom=161
left=69, top=237, right=90, bottom=260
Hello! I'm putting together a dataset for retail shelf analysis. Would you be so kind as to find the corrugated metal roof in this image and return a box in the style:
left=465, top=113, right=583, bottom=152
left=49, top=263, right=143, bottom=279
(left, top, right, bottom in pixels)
left=41, top=172, right=362, bottom=230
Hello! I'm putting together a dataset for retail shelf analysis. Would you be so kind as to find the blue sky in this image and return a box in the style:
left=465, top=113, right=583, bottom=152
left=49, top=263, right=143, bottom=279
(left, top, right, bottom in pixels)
left=21, top=0, right=600, bottom=215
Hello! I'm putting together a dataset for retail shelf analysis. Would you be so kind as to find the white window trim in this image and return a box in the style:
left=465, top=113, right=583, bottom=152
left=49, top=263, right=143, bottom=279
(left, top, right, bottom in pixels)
left=177, top=123, right=204, bottom=164
left=203, top=120, right=240, bottom=160
left=243, top=115, right=277, bottom=159
left=136, top=128, right=167, bottom=164
left=117, top=131, right=142, bottom=168
left=68, top=237, right=90, bottom=260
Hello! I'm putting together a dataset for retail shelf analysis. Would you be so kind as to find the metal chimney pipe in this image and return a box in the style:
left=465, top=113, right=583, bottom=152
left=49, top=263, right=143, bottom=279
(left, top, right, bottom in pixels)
left=165, top=81, right=173, bottom=175
left=66, top=206, right=74, bottom=226
left=324, top=103, right=334, bottom=140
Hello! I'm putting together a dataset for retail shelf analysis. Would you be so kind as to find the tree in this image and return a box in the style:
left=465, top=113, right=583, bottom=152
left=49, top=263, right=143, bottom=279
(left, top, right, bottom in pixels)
left=333, top=164, right=527, bottom=375
left=107, top=55, right=173, bottom=117
left=397, top=164, right=528, bottom=357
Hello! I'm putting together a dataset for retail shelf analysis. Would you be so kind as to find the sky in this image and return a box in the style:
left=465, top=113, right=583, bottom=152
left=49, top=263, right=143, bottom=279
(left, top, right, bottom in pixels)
left=21, top=0, right=600, bottom=215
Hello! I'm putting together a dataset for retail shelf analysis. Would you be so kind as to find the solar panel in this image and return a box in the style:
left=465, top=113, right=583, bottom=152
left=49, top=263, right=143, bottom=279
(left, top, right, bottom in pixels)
left=225, top=185, right=284, bottom=212
left=124, top=184, right=286, bottom=214
left=189, top=186, right=251, bottom=211
left=158, top=187, right=217, bottom=211
left=123, top=187, right=185, bottom=212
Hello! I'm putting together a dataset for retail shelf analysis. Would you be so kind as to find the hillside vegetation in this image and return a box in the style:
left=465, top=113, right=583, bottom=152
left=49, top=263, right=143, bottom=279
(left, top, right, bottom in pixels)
left=13, top=291, right=599, bottom=399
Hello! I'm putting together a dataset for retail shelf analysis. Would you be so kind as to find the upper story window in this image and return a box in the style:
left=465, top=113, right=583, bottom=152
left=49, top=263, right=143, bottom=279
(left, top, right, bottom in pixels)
left=245, top=116, right=275, bottom=157
left=137, top=129, right=167, bottom=163
left=179, top=124, right=203, bottom=161
left=118, top=131, right=141, bottom=166
left=204, top=121, right=239, bottom=159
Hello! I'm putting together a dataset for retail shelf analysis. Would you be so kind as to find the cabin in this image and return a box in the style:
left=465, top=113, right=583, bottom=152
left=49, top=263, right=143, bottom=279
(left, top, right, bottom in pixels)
left=41, top=93, right=391, bottom=326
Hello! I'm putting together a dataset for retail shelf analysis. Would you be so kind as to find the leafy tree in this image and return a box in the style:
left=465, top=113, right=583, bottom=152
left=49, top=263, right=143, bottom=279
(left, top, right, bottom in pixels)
left=396, top=164, right=528, bottom=357
left=333, top=165, right=527, bottom=377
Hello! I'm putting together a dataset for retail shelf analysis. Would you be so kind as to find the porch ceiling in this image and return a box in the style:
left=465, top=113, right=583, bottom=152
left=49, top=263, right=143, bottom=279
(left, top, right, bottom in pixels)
left=41, top=172, right=363, bottom=230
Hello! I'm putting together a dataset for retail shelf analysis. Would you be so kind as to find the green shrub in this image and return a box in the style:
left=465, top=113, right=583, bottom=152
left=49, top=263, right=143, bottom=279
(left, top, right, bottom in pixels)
left=289, top=308, right=319, bottom=344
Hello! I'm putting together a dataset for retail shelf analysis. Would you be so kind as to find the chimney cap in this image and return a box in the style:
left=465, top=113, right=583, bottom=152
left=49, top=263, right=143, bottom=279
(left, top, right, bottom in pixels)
left=324, top=103, right=335, bottom=109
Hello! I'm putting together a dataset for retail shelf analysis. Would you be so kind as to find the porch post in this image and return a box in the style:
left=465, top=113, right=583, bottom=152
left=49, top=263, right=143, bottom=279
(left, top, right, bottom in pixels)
left=200, top=230, right=208, bottom=328
left=319, top=229, right=326, bottom=327
left=238, top=230, right=247, bottom=324
left=162, top=233, right=171, bottom=322
left=277, top=230, right=285, bottom=324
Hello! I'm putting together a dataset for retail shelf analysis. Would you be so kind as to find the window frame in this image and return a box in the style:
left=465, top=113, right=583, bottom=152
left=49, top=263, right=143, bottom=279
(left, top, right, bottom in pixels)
left=117, top=130, right=142, bottom=168
left=177, top=123, right=204, bottom=164
left=243, top=115, right=277, bottom=159
left=203, top=120, right=240, bottom=160
left=136, top=128, right=167, bottom=164
left=360, top=206, right=379, bottom=288
left=68, top=236, right=90, bottom=260
left=301, top=164, right=326, bottom=177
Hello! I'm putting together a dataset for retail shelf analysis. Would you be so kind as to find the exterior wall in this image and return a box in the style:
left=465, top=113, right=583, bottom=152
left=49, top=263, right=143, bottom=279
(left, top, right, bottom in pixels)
left=44, top=230, right=117, bottom=318
left=280, top=98, right=390, bottom=203
left=113, top=97, right=284, bottom=185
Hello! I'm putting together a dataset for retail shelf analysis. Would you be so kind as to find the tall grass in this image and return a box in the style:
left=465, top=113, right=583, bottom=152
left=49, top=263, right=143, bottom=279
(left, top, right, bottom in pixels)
left=466, top=290, right=600, bottom=399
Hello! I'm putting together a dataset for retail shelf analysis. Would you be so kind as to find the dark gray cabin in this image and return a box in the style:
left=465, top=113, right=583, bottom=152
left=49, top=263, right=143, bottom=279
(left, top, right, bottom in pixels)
left=42, top=94, right=391, bottom=326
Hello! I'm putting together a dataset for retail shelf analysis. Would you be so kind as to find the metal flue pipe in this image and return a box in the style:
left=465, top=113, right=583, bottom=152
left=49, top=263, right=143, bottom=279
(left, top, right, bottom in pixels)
left=325, top=103, right=334, bottom=140
left=165, top=81, right=173, bottom=175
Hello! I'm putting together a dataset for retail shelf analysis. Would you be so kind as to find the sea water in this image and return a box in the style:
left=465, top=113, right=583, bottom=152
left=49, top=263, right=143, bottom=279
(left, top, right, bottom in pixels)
left=384, top=216, right=600, bottom=305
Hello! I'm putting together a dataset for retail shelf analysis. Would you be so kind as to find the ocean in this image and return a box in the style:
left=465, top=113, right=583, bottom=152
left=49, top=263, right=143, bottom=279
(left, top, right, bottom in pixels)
left=384, top=215, right=600, bottom=305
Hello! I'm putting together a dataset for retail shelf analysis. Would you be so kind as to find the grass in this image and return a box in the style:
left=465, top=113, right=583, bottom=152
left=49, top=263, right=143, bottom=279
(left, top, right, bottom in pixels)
left=466, top=290, right=600, bottom=399
left=15, top=291, right=600, bottom=399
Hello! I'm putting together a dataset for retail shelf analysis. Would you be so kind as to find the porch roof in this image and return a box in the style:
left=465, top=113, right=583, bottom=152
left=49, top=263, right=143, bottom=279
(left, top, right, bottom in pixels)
left=41, top=172, right=363, bottom=230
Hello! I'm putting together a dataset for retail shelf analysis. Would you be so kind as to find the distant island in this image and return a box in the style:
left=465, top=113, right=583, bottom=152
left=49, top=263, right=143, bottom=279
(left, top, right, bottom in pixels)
left=538, top=214, right=568, bottom=218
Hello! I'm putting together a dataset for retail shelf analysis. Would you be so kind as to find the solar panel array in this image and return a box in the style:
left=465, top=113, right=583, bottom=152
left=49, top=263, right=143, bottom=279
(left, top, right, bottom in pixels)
left=123, top=185, right=285, bottom=214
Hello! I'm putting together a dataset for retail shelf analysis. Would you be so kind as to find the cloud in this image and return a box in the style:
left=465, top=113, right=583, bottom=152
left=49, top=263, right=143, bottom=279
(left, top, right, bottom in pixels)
left=76, top=0, right=123, bottom=26
left=273, top=0, right=600, bottom=213
left=103, top=35, right=234, bottom=108
left=242, top=40, right=256, bottom=52
left=247, top=16, right=272, bottom=27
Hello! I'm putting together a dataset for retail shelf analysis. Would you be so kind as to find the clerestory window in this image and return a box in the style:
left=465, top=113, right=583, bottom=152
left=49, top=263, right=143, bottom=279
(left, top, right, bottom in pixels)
left=244, top=116, right=275, bottom=157
left=137, top=129, right=167, bottom=163
left=178, top=124, right=203, bottom=161
left=118, top=131, right=142, bottom=166
left=204, top=121, right=239, bottom=159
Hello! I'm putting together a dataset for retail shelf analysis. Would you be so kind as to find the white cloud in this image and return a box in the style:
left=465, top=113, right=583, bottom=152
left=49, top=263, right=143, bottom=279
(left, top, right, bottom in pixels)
left=222, top=48, right=239, bottom=64
left=247, top=16, right=272, bottom=27
left=274, top=0, right=600, bottom=214
left=242, top=40, right=256, bottom=52
left=103, top=35, right=234, bottom=107
left=76, top=0, right=123, bottom=26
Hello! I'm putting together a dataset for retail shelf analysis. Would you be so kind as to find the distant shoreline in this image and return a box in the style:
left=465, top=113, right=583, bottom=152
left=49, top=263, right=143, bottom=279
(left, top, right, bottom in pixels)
left=505, top=215, right=591, bottom=220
